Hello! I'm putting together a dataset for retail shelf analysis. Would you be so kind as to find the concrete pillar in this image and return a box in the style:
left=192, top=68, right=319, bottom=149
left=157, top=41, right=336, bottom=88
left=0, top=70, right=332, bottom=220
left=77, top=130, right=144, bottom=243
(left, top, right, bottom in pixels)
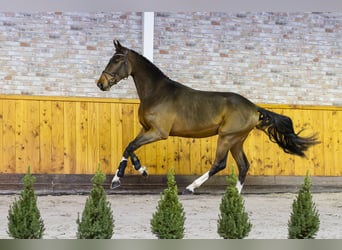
left=143, top=12, right=154, bottom=62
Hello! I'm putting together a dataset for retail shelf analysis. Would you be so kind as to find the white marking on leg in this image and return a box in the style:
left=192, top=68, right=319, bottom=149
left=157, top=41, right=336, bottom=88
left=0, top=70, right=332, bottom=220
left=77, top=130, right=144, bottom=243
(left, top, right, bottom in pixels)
left=121, top=156, right=127, bottom=162
left=185, top=171, right=210, bottom=193
left=112, top=169, right=120, bottom=183
left=138, top=166, right=147, bottom=175
left=236, top=180, right=243, bottom=194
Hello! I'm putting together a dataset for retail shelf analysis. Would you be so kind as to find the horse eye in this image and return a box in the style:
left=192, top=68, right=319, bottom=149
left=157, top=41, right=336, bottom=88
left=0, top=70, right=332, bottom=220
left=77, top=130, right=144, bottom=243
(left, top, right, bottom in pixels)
left=111, top=56, right=123, bottom=64
left=110, top=58, right=118, bottom=64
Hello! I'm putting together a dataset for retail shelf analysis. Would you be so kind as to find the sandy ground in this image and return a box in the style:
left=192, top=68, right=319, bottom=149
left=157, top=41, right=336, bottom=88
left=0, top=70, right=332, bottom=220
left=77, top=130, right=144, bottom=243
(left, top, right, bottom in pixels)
left=1, top=192, right=342, bottom=239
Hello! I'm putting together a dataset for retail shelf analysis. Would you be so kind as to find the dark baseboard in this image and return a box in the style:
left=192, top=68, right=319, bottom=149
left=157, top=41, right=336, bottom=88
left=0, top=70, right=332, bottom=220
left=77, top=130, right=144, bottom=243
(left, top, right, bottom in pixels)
left=0, top=174, right=341, bottom=195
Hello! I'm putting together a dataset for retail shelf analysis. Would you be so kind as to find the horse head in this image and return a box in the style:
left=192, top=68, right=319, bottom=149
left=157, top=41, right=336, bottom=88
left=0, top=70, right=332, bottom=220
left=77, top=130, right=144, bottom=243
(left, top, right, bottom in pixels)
left=97, top=40, right=132, bottom=91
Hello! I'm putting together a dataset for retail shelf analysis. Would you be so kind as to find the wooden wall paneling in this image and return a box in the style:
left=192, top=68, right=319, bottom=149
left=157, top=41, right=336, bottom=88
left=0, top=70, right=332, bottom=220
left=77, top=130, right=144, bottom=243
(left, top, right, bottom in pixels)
left=0, top=95, right=340, bottom=177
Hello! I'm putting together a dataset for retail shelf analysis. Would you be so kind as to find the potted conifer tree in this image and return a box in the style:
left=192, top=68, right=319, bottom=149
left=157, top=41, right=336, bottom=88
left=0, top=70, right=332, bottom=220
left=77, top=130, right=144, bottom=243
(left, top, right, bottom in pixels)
left=288, top=172, right=320, bottom=239
left=76, top=165, right=114, bottom=239
left=217, top=170, right=251, bottom=239
left=150, top=167, right=186, bottom=239
left=7, top=166, right=45, bottom=239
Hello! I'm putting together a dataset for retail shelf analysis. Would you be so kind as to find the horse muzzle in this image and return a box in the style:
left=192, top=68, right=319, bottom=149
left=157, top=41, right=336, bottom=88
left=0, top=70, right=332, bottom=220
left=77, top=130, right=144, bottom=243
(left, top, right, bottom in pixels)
left=97, top=81, right=111, bottom=91
left=97, top=76, right=119, bottom=91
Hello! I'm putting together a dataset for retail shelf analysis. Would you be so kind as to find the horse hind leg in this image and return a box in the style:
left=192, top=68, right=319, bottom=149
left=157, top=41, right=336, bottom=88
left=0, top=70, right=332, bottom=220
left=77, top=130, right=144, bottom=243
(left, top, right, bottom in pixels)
left=230, top=142, right=250, bottom=194
left=184, top=136, right=230, bottom=194
left=183, top=155, right=228, bottom=194
left=183, top=171, right=210, bottom=194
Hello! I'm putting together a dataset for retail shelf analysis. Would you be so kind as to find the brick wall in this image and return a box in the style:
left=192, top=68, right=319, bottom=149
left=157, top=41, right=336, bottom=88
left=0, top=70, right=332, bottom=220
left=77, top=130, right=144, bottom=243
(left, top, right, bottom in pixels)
left=0, top=12, right=341, bottom=105
left=154, top=12, right=342, bottom=105
left=0, top=12, right=142, bottom=98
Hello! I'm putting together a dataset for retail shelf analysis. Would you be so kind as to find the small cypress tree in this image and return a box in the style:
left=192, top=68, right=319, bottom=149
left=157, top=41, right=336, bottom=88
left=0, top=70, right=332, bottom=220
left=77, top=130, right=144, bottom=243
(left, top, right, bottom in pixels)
left=76, top=165, right=114, bottom=239
left=150, top=167, right=186, bottom=239
left=288, top=172, right=320, bottom=239
left=217, top=170, right=251, bottom=239
left=7, top=166, right=45, bottom=239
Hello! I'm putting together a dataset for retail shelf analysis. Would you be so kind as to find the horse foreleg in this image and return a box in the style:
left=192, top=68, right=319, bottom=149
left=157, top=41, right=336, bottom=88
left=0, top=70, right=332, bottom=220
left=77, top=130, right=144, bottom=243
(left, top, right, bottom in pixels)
left=110, top=156, right=128, bottom=189
left=111, top=153, right=148, bottom=189
left=130, top=152, right=148, bottom=176
left=111, top=128, right=166, bottom=189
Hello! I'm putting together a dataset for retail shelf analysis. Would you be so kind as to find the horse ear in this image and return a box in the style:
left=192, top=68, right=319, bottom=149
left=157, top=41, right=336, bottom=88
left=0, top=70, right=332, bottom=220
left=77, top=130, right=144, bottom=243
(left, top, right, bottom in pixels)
left=113, top=40, right=123, bottom=50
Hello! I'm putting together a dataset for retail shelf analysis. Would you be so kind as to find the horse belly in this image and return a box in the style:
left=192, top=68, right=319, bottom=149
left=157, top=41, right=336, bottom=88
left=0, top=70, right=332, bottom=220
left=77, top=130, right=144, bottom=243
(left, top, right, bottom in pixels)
left=169, top=122, right=220, bottom=138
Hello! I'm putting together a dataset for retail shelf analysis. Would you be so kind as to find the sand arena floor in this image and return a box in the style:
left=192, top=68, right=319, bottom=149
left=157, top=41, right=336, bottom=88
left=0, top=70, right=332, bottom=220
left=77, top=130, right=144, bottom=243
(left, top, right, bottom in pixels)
left=1, top=192, right=341, bottom=239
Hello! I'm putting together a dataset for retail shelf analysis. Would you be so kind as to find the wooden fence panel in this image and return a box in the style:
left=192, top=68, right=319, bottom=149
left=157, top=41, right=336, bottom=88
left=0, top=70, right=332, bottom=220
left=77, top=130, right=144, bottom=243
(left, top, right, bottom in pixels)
left=0, top=95, right=340, bottom=177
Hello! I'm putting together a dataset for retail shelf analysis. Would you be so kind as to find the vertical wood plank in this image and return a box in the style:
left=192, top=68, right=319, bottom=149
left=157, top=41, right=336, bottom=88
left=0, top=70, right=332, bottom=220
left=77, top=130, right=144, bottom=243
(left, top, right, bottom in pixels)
left=51, top=101, right=64, bottom=173
left=200, top=137, right=212, bottom=175
left=87, top=102, right=99, bottom=173
left=98, top=103, right=111, bottom=174
left=2, top=100, right=16, bottom=173
left=15, top=100, right=26, bottom=173
left=333, top=111, right=342, bottom=175
left=143, top=143, right=157, bottom=174
left=323, top=110, right=333, bottom=176
left=167, top=136, right=179, bottom=174
left=39, top=100, right=52, bottom=174
left=178, top=138, right=191, bottom=174
left=249, top=128, right=265, bottom=175
left=75, top=102, right=88, bottom=174
left=64, top=101, right=76, bottom=174
left=110, top=103, right=122, bottom=174
left=306, top=109, right=324, bottom=176
left=190, top=138, right=201, bottom=175
left=26, top=100, right=40, bottom=172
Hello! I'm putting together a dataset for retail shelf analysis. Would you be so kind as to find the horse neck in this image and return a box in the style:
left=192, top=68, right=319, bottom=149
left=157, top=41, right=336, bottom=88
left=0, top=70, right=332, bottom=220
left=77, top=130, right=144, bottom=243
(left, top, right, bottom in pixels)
left=129, top=52, right=168, bottom=101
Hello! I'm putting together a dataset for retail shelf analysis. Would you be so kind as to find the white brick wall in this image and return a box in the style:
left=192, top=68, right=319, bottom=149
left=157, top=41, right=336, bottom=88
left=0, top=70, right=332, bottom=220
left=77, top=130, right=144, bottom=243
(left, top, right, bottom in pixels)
left=0, top=12, right=142, bottom=98
left=154, top=12, right=342, bottom=105
left=0, top=12, right=341, bottom=105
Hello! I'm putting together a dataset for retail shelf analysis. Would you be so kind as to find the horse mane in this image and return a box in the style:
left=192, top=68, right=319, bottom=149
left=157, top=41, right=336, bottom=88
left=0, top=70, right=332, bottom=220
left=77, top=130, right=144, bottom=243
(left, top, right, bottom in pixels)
left=129, top=49, right=170, bottom=80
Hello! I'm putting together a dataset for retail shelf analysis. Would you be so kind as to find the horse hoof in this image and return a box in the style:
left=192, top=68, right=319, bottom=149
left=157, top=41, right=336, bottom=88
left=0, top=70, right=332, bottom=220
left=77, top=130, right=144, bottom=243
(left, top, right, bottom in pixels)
left=182, top=188, right=194, bottom=195
left=139, top=166, right=148, bottom=177
left=111, top=181, right=121, bottom=189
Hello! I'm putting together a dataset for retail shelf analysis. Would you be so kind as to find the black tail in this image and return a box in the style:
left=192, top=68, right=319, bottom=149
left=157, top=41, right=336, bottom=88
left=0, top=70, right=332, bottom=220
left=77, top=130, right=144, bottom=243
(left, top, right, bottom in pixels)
left=256, top=107, right=319, bottom=157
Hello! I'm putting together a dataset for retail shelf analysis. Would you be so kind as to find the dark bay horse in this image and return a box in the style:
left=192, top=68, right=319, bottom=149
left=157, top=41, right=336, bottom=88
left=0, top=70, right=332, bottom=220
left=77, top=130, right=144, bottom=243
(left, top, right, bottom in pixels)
left=97, top=40, right=319, bottom=194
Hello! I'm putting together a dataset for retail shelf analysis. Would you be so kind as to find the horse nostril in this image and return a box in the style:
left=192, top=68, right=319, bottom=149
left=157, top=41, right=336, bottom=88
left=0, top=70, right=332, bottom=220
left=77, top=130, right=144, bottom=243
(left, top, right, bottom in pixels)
left=97, top=82, right=103, bottom=89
